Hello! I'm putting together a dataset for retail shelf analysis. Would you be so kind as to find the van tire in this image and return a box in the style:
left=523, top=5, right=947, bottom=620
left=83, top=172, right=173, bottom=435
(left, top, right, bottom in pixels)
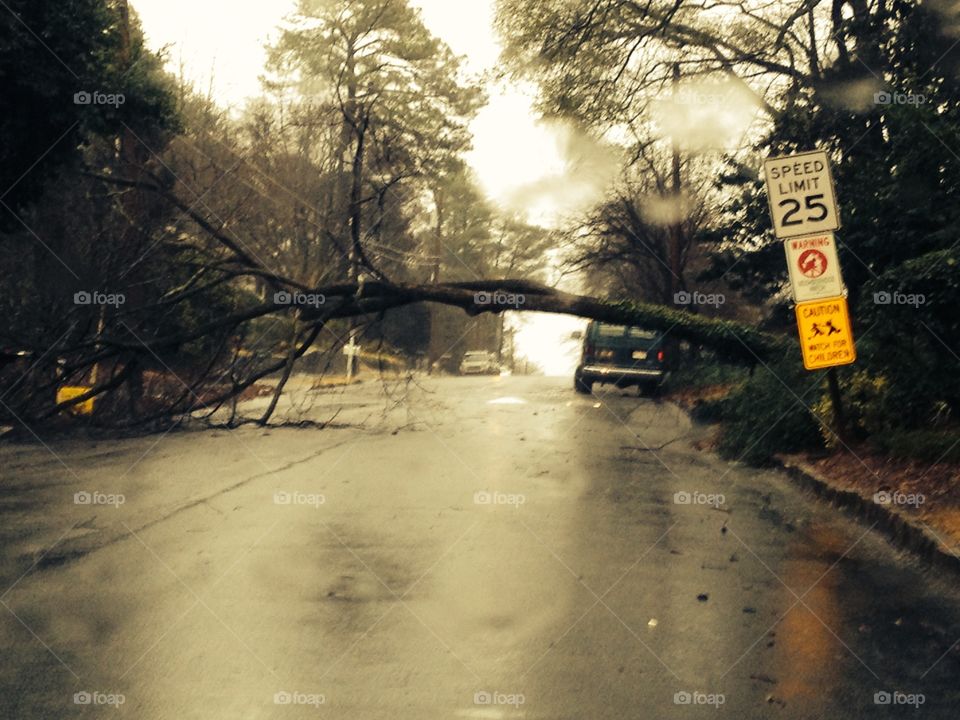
left=574, top=372, right=593, bottom=395
left=639, top=382, right=661, bottom=398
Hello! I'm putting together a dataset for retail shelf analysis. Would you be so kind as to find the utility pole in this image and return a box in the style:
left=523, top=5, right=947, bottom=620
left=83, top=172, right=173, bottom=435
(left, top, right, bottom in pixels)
left=426, top=188, right=444, bottom=374
left=344, top=44, right=361, bottom=381
left=668, top=62, right=684, bottom=304
left=665, top=62, right=685, bottom=368
left=346, top=245, right=359, bottom=382
left=346, top=129, right=364, bottom=381
left=108, top=0, right=145, bottom=412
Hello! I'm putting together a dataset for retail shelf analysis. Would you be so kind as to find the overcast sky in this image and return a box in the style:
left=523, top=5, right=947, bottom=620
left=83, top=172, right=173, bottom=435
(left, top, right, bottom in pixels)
left=131, top=0, right=568, bottom=215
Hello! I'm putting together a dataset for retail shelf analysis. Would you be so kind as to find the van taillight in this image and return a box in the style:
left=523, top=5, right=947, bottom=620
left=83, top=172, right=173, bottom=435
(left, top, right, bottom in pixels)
left=657, top=350, right=665, bottom=362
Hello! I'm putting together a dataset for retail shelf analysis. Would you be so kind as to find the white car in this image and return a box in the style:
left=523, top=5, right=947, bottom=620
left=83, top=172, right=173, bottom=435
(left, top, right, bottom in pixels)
left=459, top=351, right=499, bottom=375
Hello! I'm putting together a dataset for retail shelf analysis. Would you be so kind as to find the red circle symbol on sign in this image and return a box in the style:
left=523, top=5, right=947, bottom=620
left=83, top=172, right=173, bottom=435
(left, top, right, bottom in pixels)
left=797, top=249, right=828, bottom=278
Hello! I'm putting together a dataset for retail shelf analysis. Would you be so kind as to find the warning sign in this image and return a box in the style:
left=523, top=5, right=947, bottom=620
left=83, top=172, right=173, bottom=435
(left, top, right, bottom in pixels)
left=763, top=150, right=840, bottom=239
left=56, top=386, right=95, bottom=415
left=784, top=232, right=844, bottom=302
left=794, top=297, right=856, bottom=370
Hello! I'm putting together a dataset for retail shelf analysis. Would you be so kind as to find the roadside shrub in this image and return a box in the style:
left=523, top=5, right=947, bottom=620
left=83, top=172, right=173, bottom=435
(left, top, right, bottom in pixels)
left=872, top=428, right=960, bottom=463
left=689, top=396, right=728, bottom=424
left=858, top=248, right=960, bottom=429
left=811, top=370, right=890, bottom=448
left=665, top=352, right=748, bottom=392
left=717, top=359, right=824, bottom=465
left=665, top=353, right=747, bottom=425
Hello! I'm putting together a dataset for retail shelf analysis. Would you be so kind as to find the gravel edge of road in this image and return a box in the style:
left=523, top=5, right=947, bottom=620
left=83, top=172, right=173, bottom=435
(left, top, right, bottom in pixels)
left=772, top=456, right=960, bottom=578
left=667, top=394, right=960, bottom=579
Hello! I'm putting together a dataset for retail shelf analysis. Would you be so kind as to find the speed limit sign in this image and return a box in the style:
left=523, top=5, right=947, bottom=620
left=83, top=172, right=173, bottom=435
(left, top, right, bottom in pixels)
left=763, top=150, right=840, bottom=239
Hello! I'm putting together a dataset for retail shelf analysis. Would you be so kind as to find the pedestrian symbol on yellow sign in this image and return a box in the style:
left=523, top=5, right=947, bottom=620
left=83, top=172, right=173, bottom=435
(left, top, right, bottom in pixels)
left=808, top=320, right=841, bottom=339
left=794, top=297, right=856, bottom=370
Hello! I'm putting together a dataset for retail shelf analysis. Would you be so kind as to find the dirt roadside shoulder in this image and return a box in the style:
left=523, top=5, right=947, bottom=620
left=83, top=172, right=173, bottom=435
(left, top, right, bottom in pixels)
left=666, top=388, right=960, bottom=576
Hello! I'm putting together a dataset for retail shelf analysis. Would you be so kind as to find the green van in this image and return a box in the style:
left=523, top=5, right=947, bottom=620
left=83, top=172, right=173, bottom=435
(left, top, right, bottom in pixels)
left=574, top=321, right=667, bottom=395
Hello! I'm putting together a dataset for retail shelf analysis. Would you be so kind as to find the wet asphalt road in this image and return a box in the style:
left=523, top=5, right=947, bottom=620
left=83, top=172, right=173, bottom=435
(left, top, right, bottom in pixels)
left=1, top=375, right=959, bottom=718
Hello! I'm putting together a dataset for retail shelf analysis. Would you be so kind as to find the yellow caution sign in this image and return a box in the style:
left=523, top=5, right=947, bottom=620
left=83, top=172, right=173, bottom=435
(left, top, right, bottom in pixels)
left=794, top=297, right=856, bottom=370
left=56, top=386, right=95, bottom=415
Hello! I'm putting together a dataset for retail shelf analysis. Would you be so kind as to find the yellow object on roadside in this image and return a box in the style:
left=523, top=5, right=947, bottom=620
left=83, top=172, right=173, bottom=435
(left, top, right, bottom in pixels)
left=56, top=386, right=95, bottom=415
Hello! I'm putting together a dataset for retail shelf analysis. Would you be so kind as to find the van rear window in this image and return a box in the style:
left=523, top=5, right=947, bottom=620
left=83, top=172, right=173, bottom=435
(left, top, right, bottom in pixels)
left=594, top=324, right=657, bottom=340
left=596, top=324, right=627, bottom=337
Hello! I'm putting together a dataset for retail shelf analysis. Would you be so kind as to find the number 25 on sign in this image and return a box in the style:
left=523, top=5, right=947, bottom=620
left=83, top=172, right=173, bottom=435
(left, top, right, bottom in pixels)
left=763, top=150, right=840, bottom=239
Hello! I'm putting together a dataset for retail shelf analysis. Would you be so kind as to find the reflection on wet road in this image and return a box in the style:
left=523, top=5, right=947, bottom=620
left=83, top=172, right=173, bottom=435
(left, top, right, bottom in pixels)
left=1, top=376, right=958, bottom=718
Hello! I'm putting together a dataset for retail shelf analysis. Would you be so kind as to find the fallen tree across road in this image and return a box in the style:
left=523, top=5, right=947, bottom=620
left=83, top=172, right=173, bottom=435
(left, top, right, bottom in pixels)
left=3, top=172, right=787, bottom=430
